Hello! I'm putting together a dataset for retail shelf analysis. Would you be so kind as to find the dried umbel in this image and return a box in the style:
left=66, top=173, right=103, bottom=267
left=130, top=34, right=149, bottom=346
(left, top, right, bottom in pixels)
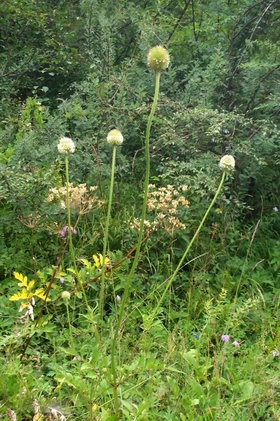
left=57, top=137, right=75, bottom=154
left=18, top=213, right=41, bottom=228
left=130, top=184, right=189, bottom=235
left=107, top=129, right=123, bottom=146
left=147, top=45, right=170, bottom=72
left=219, top=155, right=235, bottom=171
left=46, top=183, right=104, bottom=215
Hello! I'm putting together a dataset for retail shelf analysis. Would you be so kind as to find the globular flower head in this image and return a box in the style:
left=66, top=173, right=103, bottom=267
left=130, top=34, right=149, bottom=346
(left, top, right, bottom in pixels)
left=221, top=334, right=230, bottom=342
left=61, top=291, right=71, bottom=300
left=232, top=340, right=240, bottom=347
left=147, top=45, right=170, bottom=72
left=219, top=155, right=235, bottom=171
left=57, top=137, right=75, bottom=154
left=107, top=129, right=123, bottom=146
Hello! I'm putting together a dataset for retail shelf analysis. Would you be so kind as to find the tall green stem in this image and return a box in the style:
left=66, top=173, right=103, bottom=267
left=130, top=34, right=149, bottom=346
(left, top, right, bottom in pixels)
left=65, top=298, right=74, bottom=349
left=99, top=145, right=117, bottom=322
left=65, top=156, right=74, bottom=266
left=148, top=170, right=227, bottom=327
left=65, top=156, right=90, bottom=311
left=110, top=70, right=161, bottom=417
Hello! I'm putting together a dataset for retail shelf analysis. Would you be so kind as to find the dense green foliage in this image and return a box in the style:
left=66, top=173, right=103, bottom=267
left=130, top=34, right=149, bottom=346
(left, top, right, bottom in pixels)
left=0, top=0, right=279, bottom=420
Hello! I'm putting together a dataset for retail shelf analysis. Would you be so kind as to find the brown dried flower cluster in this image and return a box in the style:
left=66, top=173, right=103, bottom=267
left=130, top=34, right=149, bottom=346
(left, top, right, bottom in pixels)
left=18, top=213, right=41, bottom=228
left=131, top=184, right=189, bottom=235
left=46, top=183, right=104, bottom=214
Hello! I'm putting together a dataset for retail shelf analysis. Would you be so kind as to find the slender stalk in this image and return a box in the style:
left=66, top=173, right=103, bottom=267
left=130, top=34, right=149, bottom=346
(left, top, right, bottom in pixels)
left=99, top=145, right=117, bottom=321
left=110, top=70, right=161, bottom=417
left=65, top=156, right=90, bottom=311
left=147, top=170, right=227, bottom=327
left=65, top=157, right=75, bottom=267
left=65, top=299, right=74, bottom=349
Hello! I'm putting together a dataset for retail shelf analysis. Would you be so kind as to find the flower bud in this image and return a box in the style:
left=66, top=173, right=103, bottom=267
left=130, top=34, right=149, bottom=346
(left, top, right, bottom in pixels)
left=219, top=155, right=235, bottom=171
left=147, top=46, right=170, bottom=72
left=107, top=129, right=123, bottom=146
left=59, top=226, right=68, bottom=237
left=61, top=291, right=71, bottom=300
left=57, top=137, right=75, bottom=154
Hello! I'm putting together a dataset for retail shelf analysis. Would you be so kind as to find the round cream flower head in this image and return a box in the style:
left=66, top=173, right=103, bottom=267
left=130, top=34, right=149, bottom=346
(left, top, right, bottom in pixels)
left=219, top=155, right=235, bottom=171
left=147, top=45, right=170, bottom=72
left=61, top=290, right=71, bottom=300
left=57, top=137, right=75, bottom=154
left=107, top=129, right=123, bottom=146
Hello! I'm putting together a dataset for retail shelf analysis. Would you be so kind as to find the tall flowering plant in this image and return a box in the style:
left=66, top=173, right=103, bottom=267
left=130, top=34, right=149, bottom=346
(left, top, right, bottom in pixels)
left=110, top=45, right=170, bottom=416
left=57, top=136, right=90, bottom=313
left=99, top=129, right=124, bottom=321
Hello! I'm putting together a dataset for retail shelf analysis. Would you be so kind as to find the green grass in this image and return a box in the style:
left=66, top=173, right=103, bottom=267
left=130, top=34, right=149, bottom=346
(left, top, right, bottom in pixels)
left=0, top=265, right=279, bottom=420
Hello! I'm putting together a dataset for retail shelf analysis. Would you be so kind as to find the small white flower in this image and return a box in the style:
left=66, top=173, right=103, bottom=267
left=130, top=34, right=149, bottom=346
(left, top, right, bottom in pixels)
left=273, top=207, right=278, bottom=212
left=61, top=291, right=71, bottom=300
left=57, top=137, right=75, bottom=154
left=219, top=155, right=235, bottom=171
left=107, top=129, right=123, bottom=146
left=272, top=349, right=279, bottom=357
left=28, top=305, right=34, bottom=321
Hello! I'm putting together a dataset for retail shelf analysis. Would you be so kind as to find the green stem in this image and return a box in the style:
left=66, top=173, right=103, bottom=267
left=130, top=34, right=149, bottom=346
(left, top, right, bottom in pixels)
left=65, top=156, right=90, bottom=311
left=148, top=170, right=227, bottom=327
left=99, top=145, right=117, bottom=322
left=65, top=299, right=74, bottom=349
left=110, top=70, right=161, bottom=417
left=65, top=156, right=74, bottom=267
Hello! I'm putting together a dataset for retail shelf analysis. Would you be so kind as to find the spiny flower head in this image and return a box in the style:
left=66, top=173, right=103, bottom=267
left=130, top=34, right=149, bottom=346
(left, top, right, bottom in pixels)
left=219, top=155, right=235, bottom=171
left=147, top=45, right=170, bottom=72
left=57, top=137, right=75, bottom=154
left=107, top=129, right=123, bottom=146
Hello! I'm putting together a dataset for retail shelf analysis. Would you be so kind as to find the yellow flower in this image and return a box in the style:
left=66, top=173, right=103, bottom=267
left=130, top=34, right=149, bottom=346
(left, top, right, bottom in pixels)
left=14, top=271, right=30, bottom=288
left=93, top=253, right=110, bottom=269
left=9, top=272, right=50, bottom=303
left=10, top=288, right=32, bottom=301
